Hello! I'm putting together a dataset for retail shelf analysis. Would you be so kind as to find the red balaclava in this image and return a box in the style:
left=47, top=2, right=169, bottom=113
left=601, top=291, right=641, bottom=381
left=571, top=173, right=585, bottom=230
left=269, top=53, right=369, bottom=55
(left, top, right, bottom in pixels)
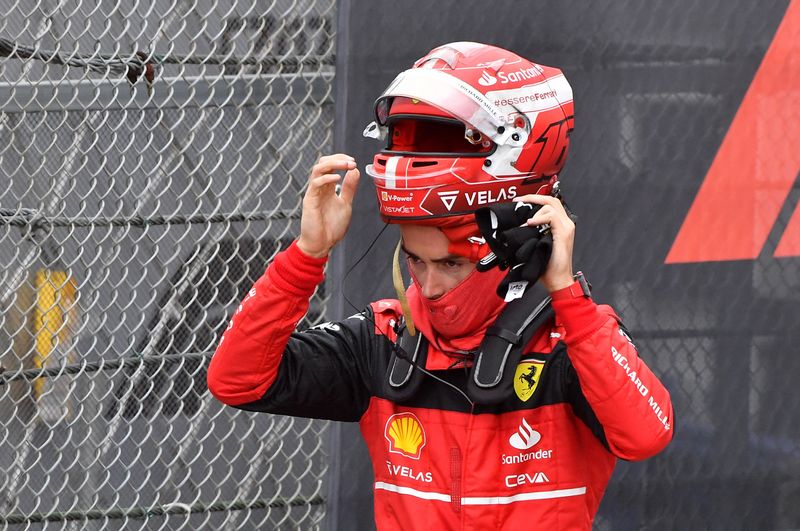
left=400, top=215, right=506, bottom=353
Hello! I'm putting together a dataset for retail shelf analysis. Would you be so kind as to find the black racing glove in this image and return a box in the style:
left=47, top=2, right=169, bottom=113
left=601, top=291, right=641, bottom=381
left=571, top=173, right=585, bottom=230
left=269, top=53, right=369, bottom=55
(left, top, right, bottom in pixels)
left=474, top=202, right=553, bottom=299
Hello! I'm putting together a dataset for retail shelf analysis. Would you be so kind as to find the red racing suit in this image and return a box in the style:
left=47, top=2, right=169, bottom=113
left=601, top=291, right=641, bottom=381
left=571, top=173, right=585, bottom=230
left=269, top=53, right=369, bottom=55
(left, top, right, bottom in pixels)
left=207, top=241, right=674, bottom=530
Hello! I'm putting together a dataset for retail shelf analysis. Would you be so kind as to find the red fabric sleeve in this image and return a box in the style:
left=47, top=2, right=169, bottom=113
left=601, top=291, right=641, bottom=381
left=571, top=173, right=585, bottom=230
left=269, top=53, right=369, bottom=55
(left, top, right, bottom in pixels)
left=552, top=282, right=674, bottom=461
left=206, top=240, right=328, bottom=406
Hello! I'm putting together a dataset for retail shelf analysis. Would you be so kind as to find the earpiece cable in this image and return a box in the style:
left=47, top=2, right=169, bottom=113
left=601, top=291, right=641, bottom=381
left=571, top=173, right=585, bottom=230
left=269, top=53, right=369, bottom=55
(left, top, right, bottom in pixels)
left=340, top=227, right=475, bottom=407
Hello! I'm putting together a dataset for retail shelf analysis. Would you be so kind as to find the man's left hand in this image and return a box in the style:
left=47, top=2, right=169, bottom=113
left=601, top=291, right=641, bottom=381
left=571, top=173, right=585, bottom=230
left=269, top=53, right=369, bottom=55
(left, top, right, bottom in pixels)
left=513, top=194, right=575, bottom=293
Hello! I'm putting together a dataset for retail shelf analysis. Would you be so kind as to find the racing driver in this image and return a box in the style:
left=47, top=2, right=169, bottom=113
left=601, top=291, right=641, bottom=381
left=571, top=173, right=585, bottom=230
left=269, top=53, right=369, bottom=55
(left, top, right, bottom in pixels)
left=208, top=42, right=674, bottom=530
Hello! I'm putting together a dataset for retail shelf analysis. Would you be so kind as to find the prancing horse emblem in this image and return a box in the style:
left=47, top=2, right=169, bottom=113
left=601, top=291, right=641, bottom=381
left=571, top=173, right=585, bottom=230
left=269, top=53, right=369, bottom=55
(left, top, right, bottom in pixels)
left=519, top=365, right=538, bottom=388
left=514, top=360, right=546, bottom=402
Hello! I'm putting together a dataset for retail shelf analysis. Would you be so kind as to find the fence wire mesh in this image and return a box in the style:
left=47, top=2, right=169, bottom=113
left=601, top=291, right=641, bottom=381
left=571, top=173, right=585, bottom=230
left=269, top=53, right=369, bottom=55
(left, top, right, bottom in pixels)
left=0, top=0, right=336, bottom=529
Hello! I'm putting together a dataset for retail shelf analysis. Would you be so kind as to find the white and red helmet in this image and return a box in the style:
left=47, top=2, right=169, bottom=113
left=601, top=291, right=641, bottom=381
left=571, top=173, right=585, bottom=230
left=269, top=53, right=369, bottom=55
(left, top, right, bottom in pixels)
left=364, top=42, right=574, bottom=223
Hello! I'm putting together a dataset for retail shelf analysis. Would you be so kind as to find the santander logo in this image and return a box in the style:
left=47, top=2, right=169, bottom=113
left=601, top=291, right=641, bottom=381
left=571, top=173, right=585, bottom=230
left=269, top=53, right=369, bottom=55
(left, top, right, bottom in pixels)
left=508, top=418, right=542, bottom=450
left=478, top=70, right=498, bottom=86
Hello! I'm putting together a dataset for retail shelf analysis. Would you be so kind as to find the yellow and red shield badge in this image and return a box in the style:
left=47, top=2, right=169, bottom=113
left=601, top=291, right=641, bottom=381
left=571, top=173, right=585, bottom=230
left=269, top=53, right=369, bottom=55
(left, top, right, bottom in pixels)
left=514, top=360, right=546, bottom=402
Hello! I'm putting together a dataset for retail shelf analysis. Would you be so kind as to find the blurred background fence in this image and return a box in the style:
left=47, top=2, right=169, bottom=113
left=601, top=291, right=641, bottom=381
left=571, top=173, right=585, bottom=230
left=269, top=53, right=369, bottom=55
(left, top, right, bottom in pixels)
left=0, top=0, right=336, bottom=529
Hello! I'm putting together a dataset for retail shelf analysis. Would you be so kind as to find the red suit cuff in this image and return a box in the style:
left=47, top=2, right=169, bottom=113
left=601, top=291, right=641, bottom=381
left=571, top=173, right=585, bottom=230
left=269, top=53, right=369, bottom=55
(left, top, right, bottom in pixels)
left=550, top=280, right=606, bottom=344
left=267, top=240, right=328, bottom=296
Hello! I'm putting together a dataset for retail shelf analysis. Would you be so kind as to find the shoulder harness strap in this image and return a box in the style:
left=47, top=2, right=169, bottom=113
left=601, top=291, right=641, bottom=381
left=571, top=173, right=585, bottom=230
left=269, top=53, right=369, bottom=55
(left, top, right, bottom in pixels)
left=383, top=321, right=429, bottom=402
left=467, top=282, right=554, bottom=404
left=383, top=285, right=554, bottom=405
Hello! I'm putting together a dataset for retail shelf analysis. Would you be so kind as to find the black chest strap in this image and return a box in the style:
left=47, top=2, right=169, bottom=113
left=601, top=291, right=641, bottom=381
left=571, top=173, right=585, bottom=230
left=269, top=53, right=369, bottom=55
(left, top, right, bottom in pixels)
left=466, top=282, right=553, bottom=404
left=383, top=323, right=429, bottom=403
left=383, top=283, right=554, bottom=405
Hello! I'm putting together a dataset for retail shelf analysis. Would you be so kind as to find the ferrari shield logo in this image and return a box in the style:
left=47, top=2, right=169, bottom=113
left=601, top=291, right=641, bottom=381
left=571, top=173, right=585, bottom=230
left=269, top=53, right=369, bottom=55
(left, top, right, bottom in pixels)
left=514, top=360, right=546, bottom=402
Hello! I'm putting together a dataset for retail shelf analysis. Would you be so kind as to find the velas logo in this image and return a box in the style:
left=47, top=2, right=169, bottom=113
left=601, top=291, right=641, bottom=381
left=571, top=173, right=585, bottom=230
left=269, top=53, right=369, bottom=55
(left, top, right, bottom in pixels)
left=478, top=70, right=497, bottom=87
left=384, top=412, right=427, bottom=460
left=467, top=187, right=517, bottom=206
left=667, top=0, right=800, bottom=263
left=436, top=187, right=519, bottom=212
left=514, top=359, right=545, bottom=402
left=508, top=417, right=541, bottom=450
left=437, top=190, right=459, bottom=211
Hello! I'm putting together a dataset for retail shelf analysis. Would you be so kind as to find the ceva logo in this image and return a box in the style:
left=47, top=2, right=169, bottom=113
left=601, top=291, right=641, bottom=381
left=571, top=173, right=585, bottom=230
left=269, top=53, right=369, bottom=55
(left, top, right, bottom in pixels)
left=478, top=70, right=498, bottom=87
left=667, top=0, right=800, bottom=263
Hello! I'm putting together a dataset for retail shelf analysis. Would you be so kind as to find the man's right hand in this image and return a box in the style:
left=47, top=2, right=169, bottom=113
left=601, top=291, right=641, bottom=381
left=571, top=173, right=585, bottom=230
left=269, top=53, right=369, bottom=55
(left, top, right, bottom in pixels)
left=296, top=154, right=361, bottom=258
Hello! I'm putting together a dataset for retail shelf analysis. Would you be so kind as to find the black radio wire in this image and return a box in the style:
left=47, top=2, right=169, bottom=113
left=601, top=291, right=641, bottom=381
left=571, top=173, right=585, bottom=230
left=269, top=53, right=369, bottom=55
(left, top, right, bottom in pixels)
left=339, top=225, right=475, bottom=408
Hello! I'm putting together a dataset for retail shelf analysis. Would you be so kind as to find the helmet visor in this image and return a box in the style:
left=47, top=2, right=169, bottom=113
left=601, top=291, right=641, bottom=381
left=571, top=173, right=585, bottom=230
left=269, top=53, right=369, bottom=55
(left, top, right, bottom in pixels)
left=375, top=68, right=509, bottom=143
left=386, top=116, right=494, bottom=155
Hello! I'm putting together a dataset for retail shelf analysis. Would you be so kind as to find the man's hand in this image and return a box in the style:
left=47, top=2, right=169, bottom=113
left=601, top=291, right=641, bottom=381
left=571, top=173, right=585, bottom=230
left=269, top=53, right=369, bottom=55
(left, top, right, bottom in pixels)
left=514, top=194, right=575, bottom=293
left=296, top=154, right=361, bottom=258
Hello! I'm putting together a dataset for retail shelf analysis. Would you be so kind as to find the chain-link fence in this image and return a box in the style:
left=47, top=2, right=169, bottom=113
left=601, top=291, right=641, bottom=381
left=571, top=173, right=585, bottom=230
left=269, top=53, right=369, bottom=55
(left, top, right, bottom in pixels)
left=0, top=1, right=336, bottom=529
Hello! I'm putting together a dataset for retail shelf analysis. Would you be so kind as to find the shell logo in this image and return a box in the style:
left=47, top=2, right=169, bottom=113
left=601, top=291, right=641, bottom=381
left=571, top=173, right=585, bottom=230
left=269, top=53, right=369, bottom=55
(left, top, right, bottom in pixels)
left=384, top=413, right=426, bottom=460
